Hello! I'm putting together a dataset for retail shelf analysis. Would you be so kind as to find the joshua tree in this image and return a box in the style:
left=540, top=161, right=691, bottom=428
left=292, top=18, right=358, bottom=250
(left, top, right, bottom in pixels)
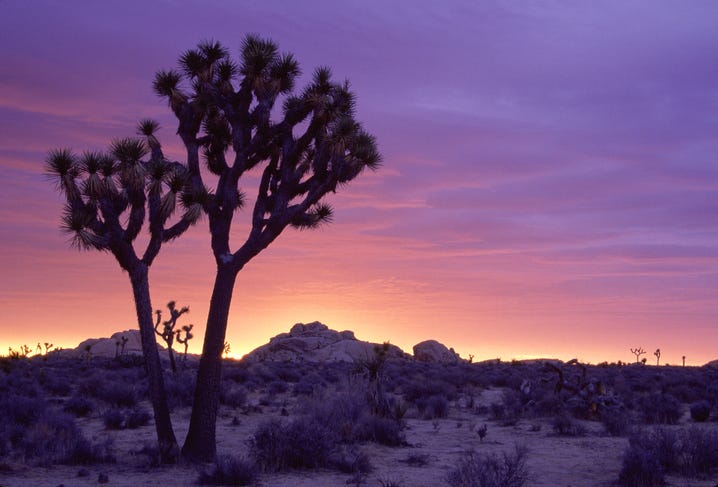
left=46, top=122, right=201, bottom=462
left=155, top=300, right=190, bottom=372
left=150, top=37, right=379, bottom=461
left=176, top=324, right=194, bottom=362
left=630, top=347, right=646, bottom=364
left=43, top=342, right=53, bottom=354
left=654, top=348, right=661, bottom=366
left=682, top=355, right=686, bottom=367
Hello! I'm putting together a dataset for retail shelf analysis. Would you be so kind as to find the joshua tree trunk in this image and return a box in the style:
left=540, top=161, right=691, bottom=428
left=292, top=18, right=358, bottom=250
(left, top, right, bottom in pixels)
left=167, top=339, right=177, bottom=373
left=182, top=264, right=238, bottom=462
left=129, top=265, right=179, bottom=463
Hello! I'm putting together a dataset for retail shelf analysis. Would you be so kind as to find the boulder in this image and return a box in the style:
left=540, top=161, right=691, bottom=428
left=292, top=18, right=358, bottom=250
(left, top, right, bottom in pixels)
left=242, top=321, right=407, bottom=363
left=413, top=339, right=461, bottom=364
left=62, top=329, right=161, bottom=358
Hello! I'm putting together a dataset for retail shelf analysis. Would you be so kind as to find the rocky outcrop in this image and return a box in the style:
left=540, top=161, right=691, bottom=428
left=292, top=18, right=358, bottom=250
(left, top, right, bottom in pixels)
left=61, top=329, right=161, bottom=358
left=242, top=321, right=407, bottom=363
left=413, top=339, right=461, bottom=364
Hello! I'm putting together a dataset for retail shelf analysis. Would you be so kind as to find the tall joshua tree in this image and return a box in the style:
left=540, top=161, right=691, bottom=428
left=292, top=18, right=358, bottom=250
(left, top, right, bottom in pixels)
left=151, top=37, right=380, bottom=461
left=46, top=125, right=202, bottom=463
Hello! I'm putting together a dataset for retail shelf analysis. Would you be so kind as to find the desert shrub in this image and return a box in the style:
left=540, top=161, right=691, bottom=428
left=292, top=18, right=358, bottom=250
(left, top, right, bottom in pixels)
left=446, top=445, right=529, bottom=487
left=98, top=382, right=139, bottom=408
left=165, top=370, right=196, bottom=409
left=690, top=400, right=711, bottom=422
left=618, top=439, right=666, bottom=486
left=329, top=446, right=373, bottom=474
left=41, top=373, right=73, bottom=396
left=417, top=394, right=449, bottom=419
left=274, top=367, right=301, bottom=383
left=636, top=393, right=681, bottom=425
left=490, top=390, right=523, bottom=426
left=402, top=378, right=456, bottom=403
left=267, top=380, right=288, bottom=395
left=1, top=393, right=47, bottom=426
left=293, top=373, right=324, bottom=396
left=220, top=386, right=248, bottom=409
left=619, top=426, right=718, bottom=483
left=676, top=427, right=718, bottom=476
left=64, top=395, right=94, bottom=417
left=356, top=416, right=406, bottom=446
left=250, top=417, right=338, bottom=471
left=126, top=407, right=151, bottom=429
left=198, top=454, right=258, bottom=486
left=22, top=411, right=114, bottom=465
left=102, top=408, right=126, bottom=430
left=551, top=412, right=586, bottom=436
left=600, top=405, right=633, bottom=437
left=303, top=391, right=367, bottom=443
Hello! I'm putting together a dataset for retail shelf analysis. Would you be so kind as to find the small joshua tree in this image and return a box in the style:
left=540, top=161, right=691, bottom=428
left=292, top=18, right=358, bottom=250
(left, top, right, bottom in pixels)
left=630, top=347, right=646, bottom=364
left=155, top=301, right=190, bottom=372
left=682, top=355, right=686, bottom=367
left=176, top=324, right=194, bottom=362
left=222, top=341, right=231, bottom=358
left=654, top=348, right=661, bottom=366
left=43, top=342, right=53, bottom=354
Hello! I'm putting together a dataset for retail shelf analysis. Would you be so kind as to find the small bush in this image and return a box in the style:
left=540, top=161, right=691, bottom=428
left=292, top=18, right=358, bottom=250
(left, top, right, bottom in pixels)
left=198, top=454, right=258, bottom=486
left=102, top=408, right=126, bottom=430
left=329, top=446, right=373, bottom=474
left=636, top=393, right=681, bottom=425
left=267, top=380, right=288, bottom=395
left=357, top=416, right=406, bottom=447
left=600, top=406, right=632, bottom=437
left=64, top=395, right=94, bottom=417
left=250, top=418, right=338, bottom=471
left=1, top=393, right=47, bottom=426
left=94, top=382, right=139, bottom=408
left=126, top=407, right=151, bottom=429
left=447, top=445, right=529, bottom=487
left=220, top=386, right=248, bottom=409
left=22, top=412, right=114, bottom=465
left=618, top=440, right=665, bottom=486
left=690, top=400, right=711, bottom=422
left=551, top=412, right=586, bottom=437
left=417, top=395, right=449, bottom=420
left=490, top=390, right=523, bottom=426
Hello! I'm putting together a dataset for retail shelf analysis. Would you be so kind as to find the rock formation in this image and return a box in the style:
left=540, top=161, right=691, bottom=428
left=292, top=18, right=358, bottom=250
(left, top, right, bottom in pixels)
left=242, top=321, right=407, bottom=363
left=61, top=330, right=162, bottom=358
left=413, top=339, right=462, bottom=364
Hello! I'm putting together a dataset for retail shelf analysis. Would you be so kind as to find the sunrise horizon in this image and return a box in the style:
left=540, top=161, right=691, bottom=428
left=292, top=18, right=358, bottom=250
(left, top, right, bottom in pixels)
left=1, top=2, right=716, bottom=371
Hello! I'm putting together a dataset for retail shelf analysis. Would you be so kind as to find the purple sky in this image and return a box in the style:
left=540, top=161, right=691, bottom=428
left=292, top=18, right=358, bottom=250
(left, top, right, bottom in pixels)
left=1, top=1, right=716, bottom=364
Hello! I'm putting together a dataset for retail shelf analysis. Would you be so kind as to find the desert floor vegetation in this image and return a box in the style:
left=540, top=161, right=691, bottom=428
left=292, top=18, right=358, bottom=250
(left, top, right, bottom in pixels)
left=2, top=353, right=718, bottom=486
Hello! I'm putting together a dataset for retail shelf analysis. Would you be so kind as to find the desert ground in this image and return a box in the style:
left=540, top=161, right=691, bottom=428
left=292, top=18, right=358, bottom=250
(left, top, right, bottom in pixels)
left=2, top=345, right=718, bottom=487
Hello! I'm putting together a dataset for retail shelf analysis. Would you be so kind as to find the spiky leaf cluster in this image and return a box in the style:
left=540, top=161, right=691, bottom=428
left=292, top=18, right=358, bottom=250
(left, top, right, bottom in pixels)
left=151, top=35, right=380, bottom=265
left=46, top=123, right=204, bottom=264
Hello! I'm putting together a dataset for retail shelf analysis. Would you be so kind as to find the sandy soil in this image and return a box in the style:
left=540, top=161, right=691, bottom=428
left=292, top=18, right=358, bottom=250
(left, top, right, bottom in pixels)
left=1, top=388, right=717, bottom=487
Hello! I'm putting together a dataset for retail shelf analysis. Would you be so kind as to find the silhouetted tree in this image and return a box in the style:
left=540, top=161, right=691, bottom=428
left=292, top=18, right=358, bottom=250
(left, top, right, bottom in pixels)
left=654, top=348, right=661, bottom=366
left=630, top=347, right=646, bottom=364
left=155, top=300, right=190, bottom=372
left=151, top=37, right=379, bottom=461
left=46, top=124, right=202, bottom=462
left=176, top=324, right=194, bottom=362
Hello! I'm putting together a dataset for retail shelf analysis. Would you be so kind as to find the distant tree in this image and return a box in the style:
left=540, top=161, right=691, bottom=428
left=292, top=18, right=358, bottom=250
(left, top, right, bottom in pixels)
left=155, top=300, right=190, bottom=372
left=176, top=324, right=194, bottom=362
left=46, top=123, right=202, bottom=462
left=682, top=355, right=686, bottom=367
left=654, top=348, right=661, bottom=366
left=630, top=347, right=646, bottom=364
left=151, top=37, right=380, bottom=461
